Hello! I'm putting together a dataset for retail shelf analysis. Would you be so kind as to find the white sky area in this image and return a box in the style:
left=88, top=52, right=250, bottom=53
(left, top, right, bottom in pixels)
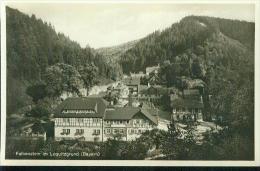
left=6, top=3, right=255, bottom=48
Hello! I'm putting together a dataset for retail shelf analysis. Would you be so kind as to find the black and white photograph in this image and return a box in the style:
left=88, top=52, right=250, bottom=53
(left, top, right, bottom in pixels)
left=0, top=0, right=259, bottom=166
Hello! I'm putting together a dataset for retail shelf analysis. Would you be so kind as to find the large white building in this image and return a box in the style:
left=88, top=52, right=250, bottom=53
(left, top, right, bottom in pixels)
left=104, top=107, right=158, bottom=141
left=54, top=97, right=158, bottom=142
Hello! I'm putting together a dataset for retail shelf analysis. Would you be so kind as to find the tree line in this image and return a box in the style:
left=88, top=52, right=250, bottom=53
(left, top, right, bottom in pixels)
left=6, top=7, right=121, bottom=114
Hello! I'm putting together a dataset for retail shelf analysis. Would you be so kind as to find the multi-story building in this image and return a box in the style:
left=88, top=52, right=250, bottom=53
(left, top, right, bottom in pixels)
left=54, top=97, right=158, bottom=142
left=104, top=107, right=158, bottom=141
left=54, top=97, right=108, bottom=142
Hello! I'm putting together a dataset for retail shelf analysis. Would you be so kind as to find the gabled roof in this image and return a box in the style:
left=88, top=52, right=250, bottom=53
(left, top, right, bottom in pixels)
left=54, top=97, right=108, bottom=118
left=140, top=108, right=158, bottom=124
left=104, top=107, right=139, bottom=120
left=104, top=107, right=158, bottom=125
left=141, top=86, right=168, bottom=95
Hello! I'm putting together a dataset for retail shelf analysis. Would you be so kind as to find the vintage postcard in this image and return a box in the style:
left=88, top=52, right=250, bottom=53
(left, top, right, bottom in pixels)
left=0, top=0, right=259, bottom=166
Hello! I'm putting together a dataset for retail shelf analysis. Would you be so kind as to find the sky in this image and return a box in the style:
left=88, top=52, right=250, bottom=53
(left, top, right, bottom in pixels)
left=6, top=3, right=255, bottom=49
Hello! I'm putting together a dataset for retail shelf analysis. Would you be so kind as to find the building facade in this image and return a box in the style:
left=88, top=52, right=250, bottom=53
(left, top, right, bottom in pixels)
left=122, top=77, right=140, bottom=97
left=54, top=97, right=107, bottom=142
left=104, top=107, right=158, bottom=141
left=171, top=89, right=204, bottom=122
left=54, top=97, right=158, bottom=142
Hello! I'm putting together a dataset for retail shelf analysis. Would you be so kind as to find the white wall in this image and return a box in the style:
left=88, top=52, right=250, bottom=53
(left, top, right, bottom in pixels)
left=55, top=126, right=103, bottom=142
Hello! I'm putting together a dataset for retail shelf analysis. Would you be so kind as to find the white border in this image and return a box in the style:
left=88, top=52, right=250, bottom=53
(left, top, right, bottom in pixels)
left=1, top=0, right=259, bottom=166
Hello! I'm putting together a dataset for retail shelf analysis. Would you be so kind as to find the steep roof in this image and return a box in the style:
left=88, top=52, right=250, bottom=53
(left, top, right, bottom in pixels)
left=171, top=98, right=203, bottom=109
left=104, top=107, right=158, bottom=125
left=104, top=107, right=139, bottom=120
left=54, top=97, right=108, bottom=118
left=140, top=108, right=158, bottom=124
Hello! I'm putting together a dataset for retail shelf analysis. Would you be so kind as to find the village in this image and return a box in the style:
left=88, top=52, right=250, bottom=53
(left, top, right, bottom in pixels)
left=7, top=64, right=221, bottom=151
left=4, top=2, right=255, bottom=162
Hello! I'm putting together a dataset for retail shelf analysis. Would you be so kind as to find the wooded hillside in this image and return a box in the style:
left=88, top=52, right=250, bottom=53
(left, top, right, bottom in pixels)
left=6, top=7, right=121, bottom=114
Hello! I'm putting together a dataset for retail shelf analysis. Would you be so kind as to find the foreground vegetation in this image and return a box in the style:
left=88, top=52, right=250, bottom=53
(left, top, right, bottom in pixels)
left=5, top=120, right=254, bottom=160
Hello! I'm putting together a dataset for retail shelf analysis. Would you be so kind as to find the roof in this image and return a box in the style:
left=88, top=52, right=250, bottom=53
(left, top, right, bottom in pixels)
left=104, top=107, right=139, bottom=120
left=140, top=108, right=158, bottom=124
left=122, top=77, right=140, bottom=85
left=146, top=65, right=160, bottom=74
left=187, top=79, right=205, bottom=89
left=139, top=85, right=149, bottom=93
left=54, top=97, right=108, bottom=118
left=183, top=89, right=200, bottom=96
left=171, top=98, right=204, bottom=109
left=141, top=86, right=168, bottom=95
left=104, top=107, right=158, bottom=125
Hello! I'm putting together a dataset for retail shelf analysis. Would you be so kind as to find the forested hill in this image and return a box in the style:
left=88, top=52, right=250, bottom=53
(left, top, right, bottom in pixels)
left=120, top=15, right=254, bottom=73
left=97, top=39, right=138, bottom=64
left=6, top=7, right=120, bottom=114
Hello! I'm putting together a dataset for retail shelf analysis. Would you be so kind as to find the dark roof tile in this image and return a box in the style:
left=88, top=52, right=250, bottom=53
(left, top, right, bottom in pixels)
left=104, top=107, right=158, bottom=125
left=54, top=97, right=108, bottom=118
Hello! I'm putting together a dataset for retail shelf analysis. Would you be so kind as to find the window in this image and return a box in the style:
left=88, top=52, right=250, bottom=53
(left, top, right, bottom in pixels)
left=126, top=120, right=129, bottom=124
left=93, top=129, right=100, bottom=135
left=119, top=129, right=124, bottom=134
left=76, top=129, right=84, bottom=135
left=63, top=118, right=70, bottom=123
left=106, top=121, right=110, bottom=124
left=106, top=129, right=111, bottom=134
left=113, top=129, right=119, bottom=134
left=93, top=118, right=99, bottom=123
left=78, top=119, right=84, bottom=123
left=138, top=129, right=142, bottom=134
left=62, top=129, right=70, bottom=135
left=120, top=120, right=122, bottom=124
